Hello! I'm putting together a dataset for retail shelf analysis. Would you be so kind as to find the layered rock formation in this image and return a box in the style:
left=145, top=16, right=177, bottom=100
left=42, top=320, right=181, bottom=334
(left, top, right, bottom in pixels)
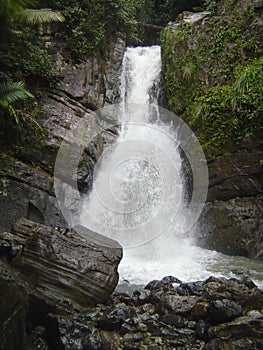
left=0, top=154, right=66, bottom=232
left=0, top=219, right=122, bottom=349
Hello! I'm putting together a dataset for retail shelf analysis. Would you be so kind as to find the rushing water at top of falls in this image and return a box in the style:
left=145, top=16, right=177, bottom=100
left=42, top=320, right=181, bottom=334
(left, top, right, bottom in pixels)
left=80, top=46, right=263, bottom=288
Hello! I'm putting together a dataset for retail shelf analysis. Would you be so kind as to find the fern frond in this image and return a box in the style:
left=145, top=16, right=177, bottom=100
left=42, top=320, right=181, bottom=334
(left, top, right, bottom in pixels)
left=0, top=81, right=34, bottom=105
left=17, top=8, right=65, bottom=24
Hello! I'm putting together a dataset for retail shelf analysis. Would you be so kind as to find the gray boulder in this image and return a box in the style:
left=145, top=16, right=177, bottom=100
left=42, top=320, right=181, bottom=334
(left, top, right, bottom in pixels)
left=0, top=218, right=122, bottom=310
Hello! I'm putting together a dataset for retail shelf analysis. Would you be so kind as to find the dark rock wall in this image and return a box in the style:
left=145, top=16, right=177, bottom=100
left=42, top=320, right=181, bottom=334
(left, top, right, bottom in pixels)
left=198, top=133, right=263, bottom=259
left=0, top=154, right=66, bottom=232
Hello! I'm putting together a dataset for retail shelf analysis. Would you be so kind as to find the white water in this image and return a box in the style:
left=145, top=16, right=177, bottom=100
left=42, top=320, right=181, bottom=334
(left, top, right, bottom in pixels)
left=80, top=46, right=263, bottom=288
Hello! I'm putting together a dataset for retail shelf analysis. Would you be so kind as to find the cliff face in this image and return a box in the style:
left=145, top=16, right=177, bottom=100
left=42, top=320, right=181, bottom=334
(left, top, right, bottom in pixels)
left=161, top=0, right=263, bottom=259
left=0, top=36, right=125, bottom=232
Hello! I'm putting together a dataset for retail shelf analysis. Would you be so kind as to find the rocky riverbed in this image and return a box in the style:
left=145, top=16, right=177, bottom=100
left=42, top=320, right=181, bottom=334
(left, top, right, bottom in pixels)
left=32, top=275, right=263, bottom=349
left=1, top=221, right=263, bottom=349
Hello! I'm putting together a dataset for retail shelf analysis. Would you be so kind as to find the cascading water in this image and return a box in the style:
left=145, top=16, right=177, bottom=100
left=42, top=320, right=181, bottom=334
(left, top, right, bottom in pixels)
left=80, top=46, right=263, bottom=287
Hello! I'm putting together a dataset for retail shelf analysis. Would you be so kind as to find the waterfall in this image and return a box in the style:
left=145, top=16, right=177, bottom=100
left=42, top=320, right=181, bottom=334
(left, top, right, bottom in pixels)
left=78, top=46, right=263, bottom=287
left=79, top=45, right=194, bottom=279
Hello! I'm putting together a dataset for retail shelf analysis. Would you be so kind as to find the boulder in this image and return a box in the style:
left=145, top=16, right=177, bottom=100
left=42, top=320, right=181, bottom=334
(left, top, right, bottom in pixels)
left=0, top=218, right=122, bottom=310
left=203, top=276, right=263, bottom=310
left=207, top=299, right=242, bottom=325
left=208, top=315, right=263, bottom=340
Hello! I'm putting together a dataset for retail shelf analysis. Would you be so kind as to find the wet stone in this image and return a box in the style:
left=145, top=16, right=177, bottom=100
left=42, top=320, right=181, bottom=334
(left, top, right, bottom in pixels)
left=159, top=294, right=197, bottom=315
left=141, top=303, right=155, bottom=314
left=160, top=314, right=186, bottom=327
left=176, top=281, right=205, bottom=296
left=145, top=320, right=163, bottom=336
left=137, top=322, right=148, bottom=332
left=122, top=332, right=144, bottom=343
left=191, top=302, right=209, bottom=319
left=207, top=299, right=242, bottom=324
left=119, top=322, right=136, bottom=335
left=196, top=319, right=207, bottom=340
left=145, top=280, right=164, bottom=291
left=160, top=276, right=182, bottom=284
left=133, top=289, right=151, bottom=304
left=94, top=304, right=135, bottom=331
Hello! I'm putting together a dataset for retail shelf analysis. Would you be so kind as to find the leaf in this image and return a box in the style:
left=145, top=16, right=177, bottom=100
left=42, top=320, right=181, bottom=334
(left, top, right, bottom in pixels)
left=0, top=81, right=34, bottom=105
left=16, top=8, right=65, bottom=24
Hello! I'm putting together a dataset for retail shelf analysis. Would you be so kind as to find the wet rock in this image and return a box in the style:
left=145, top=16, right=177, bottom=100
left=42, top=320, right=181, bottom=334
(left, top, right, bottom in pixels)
left=208, top=315, right=263, bottom=339
left=207, top=299, right=242, bottom=324
left=137, top=322, right=148, bottom=332
left=99, top=330, right=122, bottom=350
left=145, top=279, right=164, bottom=291
left=94, top=304, right=135, bottom=331
left=122, top=332, right=144, bottom=343
left=81, top=328, right=104, bottom=350
left=203, top=276, right=263, bottom=310
left=205, top=338, right=225, bottom=350
left=196, top=319, right=207, bottom=340
left=191, top=302, right=209, bottom=319
left=246, top=310, right=263, bottom=319
left=54, top=273, right=263, bottom=349
left=199, top=196, right=263, bottom=259
left=156, top=294, right=197, bottom=315
left=119, top=322, right=136, bottom=335
left=160, top=314, right=186, bottom=327
left=133, top=289, right=151, bottom=305
left=141, top=303, right=156, bottom=315
left=0, top=154, right=66, bottom=232
left=165, top=328, right=196, bottom=346
left=160, top=276, right=182, bottom=284
left=144, top=320, right=162, bottom=336
left=112, top=292, right=135, bottom=306
left=176, top=281, right=205, bottom=296
left=145, top=276, right=182, bottom=293
left=1, top=218, right=122, bottom=310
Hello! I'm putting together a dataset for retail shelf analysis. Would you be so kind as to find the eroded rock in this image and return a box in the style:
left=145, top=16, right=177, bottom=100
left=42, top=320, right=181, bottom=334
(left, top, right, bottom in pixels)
left=0, top=218, right=122, bottom=310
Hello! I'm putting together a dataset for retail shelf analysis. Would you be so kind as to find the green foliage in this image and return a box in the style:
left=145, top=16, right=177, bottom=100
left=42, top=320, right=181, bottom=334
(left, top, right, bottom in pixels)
left=0, top=79, right=33, bottom=106
left=190, top=58, right=263, bottom=148
left=0, top=78, right=34, bottom=123
left=0, top=0, right=62, bottom=159
left=161, top=2, right=263, bottom=149
left=16, top=8, right=64, bottom=24
left=200, top=0, right=218, bottom=13
left=182, top=62, right=196, bottom=86
left=0, top=28, right=58, bottom=85
left=0, top=0, right=63, bottom=40
left=0, top=76, right=46, bottom=158
left=52, top=0, right=149, bottom=59
left=20, top=44, right=57, bottom=83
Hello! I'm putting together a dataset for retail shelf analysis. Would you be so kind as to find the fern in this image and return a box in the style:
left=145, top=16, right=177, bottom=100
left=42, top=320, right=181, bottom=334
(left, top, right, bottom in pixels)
left=0, top=80, right=34, bottom=122
left=17, top=8, right=65, bottom=24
